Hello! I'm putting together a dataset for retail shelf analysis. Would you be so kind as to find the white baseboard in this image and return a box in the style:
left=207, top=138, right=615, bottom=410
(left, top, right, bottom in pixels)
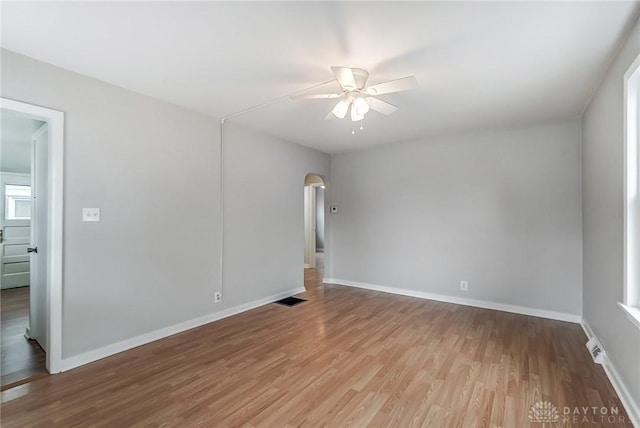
left=581, top=321, right=640, bottom=428
left=60, top=286, right=306, bottom=372
left=324, top=278, right=581, bottom=323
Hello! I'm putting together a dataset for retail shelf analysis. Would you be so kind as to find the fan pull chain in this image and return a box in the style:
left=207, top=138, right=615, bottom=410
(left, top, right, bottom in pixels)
left=351, top=122, right=355, bottom=135
left=360, top=120, right=364, bottom=131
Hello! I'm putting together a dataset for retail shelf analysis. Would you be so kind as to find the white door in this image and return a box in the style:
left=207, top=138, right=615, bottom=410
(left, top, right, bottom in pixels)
left=30, top=124, right=48, bottom=351
left=0, top=172, right=32, bottom=289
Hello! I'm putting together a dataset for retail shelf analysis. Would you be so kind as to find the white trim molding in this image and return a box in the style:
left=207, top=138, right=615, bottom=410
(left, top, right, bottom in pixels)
left=60, top=286, right=305, bottom=372
left=324, top=278, right=582, bottom=323
left=581, top=321, right=640, bottom=427
left=618, top=301, right=640, bottom=331
left=0, top=97, right=64, bottom=374
left=623, top=52, right=640, bottom=312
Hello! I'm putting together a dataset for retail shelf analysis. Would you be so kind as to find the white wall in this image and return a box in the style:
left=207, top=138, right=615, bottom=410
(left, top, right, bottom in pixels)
left=224, top=123, right=330, bottom=304
left=1, top=49, right=330, bottom=361
left=329, top=119, right=583, bottom=318
left=582, top=15, right=640, bottom=417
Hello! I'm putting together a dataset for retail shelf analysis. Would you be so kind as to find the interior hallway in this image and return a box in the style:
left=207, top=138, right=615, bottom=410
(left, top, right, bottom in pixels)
left=304, top=251, right=324, bottom=290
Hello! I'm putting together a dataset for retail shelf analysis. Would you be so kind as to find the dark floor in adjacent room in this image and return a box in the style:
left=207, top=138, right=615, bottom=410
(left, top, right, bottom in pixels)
left=1, top=287, right=47, bottom=390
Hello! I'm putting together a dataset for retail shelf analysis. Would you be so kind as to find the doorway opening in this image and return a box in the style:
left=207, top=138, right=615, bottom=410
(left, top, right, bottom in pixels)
left=0, top=110, right=47, bottom=389
left=304, top=173, right=325, bottom=289
left=0, top=98, right=64, bottom=389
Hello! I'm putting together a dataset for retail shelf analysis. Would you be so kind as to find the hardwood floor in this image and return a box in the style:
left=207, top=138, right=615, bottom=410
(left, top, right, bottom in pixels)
left=0, top=277, right=630, bottom=427
left=305, top=252, right=323, bottom=289
left=0, top=287, right=47, bottom=390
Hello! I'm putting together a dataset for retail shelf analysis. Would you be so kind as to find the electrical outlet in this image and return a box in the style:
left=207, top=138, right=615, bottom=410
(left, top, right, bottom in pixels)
left=214, top=292, right=222, bottom=303
left=460, top=281, right=468, bottom=291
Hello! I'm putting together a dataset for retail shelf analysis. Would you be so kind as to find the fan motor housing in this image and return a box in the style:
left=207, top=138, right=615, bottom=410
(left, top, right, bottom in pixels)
left=351, top=68, right=370, bottom=90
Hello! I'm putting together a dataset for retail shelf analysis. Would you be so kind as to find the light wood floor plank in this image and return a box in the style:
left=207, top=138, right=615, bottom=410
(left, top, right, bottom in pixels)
left=0, top=268, right=632, bottom=426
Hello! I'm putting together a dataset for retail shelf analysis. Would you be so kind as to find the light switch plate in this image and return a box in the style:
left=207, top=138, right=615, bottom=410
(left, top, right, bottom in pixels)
left=83, top=208, right=100, bottom=222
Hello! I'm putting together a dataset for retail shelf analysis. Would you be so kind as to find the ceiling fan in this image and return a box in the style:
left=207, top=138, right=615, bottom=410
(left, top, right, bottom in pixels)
left=292, top=66, right=418, bottom=122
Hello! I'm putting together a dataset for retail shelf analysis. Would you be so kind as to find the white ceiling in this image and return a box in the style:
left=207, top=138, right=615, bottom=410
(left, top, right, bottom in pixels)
left=0, top=109, right=44, bottom=174
left=2, top=2, right=639, bottom=153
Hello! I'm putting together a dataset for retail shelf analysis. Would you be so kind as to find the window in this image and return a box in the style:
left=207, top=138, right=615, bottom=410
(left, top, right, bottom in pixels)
left=622, top=53, right=640, bottom=329
left=4, top=184, right=31, bottom=220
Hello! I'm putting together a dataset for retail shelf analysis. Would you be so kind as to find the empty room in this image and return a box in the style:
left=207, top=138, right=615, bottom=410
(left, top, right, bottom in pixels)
left=1, top=1, right=639, bottom=427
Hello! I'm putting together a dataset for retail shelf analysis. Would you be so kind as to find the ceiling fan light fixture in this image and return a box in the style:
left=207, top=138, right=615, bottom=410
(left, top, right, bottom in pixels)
left=351, top=104, right=365, bottom=122
left=353, top=97, right=370, bottom=116
left=332, top=99, right=350, bottom=119
left=293, top=67, right=418, bottom=127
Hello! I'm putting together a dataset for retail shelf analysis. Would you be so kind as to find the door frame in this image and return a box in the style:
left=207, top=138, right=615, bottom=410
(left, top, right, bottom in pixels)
left=1, top=97, right=64, bottom=374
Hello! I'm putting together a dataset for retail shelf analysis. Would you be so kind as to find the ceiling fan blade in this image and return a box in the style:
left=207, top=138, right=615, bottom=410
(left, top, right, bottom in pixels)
left=331, top=66, right=357, bottom=90
left=365, top=97, right=398, bottom=116
left=365, top=76, right=418, bottom=95
left=290, top=93, right=341, bottom=100
left=324, top=110, right=336, bottom=121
